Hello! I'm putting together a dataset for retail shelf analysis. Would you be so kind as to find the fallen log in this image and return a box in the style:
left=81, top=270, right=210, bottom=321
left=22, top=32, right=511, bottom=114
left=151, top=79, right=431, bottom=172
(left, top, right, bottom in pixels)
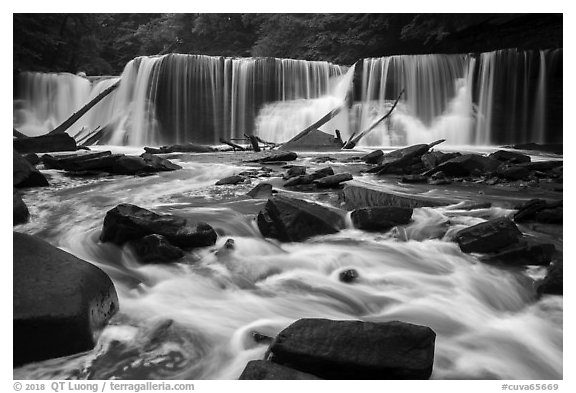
left=48, top=80, right=120, bottom=135
left=244, top=134, right=261, bottom=152
left=283, top=105, right=344, bottom=145
left=343, top=89, right=405, bottom=149
left=219, top=137, right=245, bottom=151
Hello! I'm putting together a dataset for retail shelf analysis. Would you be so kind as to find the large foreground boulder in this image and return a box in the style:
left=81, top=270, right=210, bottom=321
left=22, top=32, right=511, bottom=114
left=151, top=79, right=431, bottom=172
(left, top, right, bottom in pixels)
left=266, top=319, right=436, bottom=379
left=100, top=204, right=217, bottom=249
left=13, top=232, right=119, bottom=366
left=455, top=217, right=523, bottom=253
left=351, top=207, right=413, bottom=231
left=257, top=196, right=345, bottom=242
left=239, top=360, right=321, bottom=380
left=13, top=189, right=29, bottom=225
left=14, top=150, right=49, bottom=188
left=13, top=133, right=77, bottom=154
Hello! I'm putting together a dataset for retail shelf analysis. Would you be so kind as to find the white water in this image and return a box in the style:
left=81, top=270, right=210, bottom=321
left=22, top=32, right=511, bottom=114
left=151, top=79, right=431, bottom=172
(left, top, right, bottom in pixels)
left=13, top=150, right=562, bottom=380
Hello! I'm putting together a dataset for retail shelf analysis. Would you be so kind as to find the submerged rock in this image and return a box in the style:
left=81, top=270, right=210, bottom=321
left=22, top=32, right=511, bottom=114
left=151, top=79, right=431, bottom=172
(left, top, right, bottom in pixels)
left=14, top=232, right=119, bottom=366
left=266, top=319, right=436, bottom=379
left=13, top=133, right=77, bottom=154
left=129, top=234, right=185, bottom=263
left=313, top=173, right=353, bottom=188
left=13, top=189, right=29, bottom=225
left=14, top=150, right=49, bottom=188
left=257, top=195, right=345, bottom=242
left=338, top=269, right=359, bottom=283
left=351, top=206, right=413, bottom=232
left=455, top=217, right=523, bottom=253
left=536, top=260, right=563, bottom=296
left=100, top=203, right=217, bottom=249
left=401, top=174, right=428, bottom=183
left=239, top=360, right=321, bottom=380
left=215, top=175, right=245, bottom=185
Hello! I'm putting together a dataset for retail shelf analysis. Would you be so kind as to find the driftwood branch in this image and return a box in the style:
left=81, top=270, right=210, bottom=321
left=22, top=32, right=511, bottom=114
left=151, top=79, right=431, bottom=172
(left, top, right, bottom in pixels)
left=244, top=134, right=261, bottom=152
left=283, top=105, right=344, bottom=145
left=342, top=89, right=405, bottom=149
left=48, top=80, right=120, bottom=135
left=219, top=137, right=245, bottom=151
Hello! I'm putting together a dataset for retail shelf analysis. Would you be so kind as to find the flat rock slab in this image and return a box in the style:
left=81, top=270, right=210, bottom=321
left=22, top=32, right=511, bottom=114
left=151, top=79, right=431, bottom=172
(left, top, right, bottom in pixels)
left=351, top=206, right=413, bottom=232
left=13, top=133, right=77, bottom=154
left=257, top=195, right=345, bottom=242
left=244, top=151, right=298, bottom=163
left=342, top=183, right=456, bottom=210
left=455, top=217, right=523, bottom=253
left=13, top=232, right=119, bottom=366
left=239, top=360, right=321, bottom=380
left=266, top=319, right=436, bottom=379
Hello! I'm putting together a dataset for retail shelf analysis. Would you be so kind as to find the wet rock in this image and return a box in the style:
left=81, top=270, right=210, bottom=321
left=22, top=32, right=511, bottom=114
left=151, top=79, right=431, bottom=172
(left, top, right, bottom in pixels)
left=284, top=167, right=334, bottom=187
left=514, top=199, right=562, bottom=223
left=401, top=174, right=428, bottom=183
left=23, top=153, right=40, bottom=166
left=246, top=151, right=298, bottom=163
left=252, top=331, right=274, bottom=344
left=140, top=153, right=182, bottom=171
left=14, top=150, right=49, bottom=188
left=239, top=360, right=321, bottom=380
left=100, top=203, right=217, bottom=249
left=257, top=195, right=345, bottom=242
left=266, top=319, right=436, bottom=379
left=496, top=164, right=530, bottom=180
left=480, top=241, right=556, bottom=266
left=111, top=156, right=149, bottom=175
left=351, top=206, right=413, bottom=231
left=13, top=189, right=29, bottom=225
left=311, top=156, right=336, bottom=163
left=424, top=154, right=502, bottom=177
left=14, top=232, right=118, bottom=366
left=343, top=183, right=454, bottom=209
left=489, top=150, right=531, bottom=164
left=283, top=166, right=306, bottom=179
left=215, top=175, right=245, bottom=185
left=362, top=149, right=383, bottom=164
left=339, top=269, right=359, bottom=283
left=421, top=151, right=461, bottom=170
left=246, top=183, right=274, bottom=199
left=517, top=161, right=563, bottom=172
left=129, top=234, right=185, bottom=263
left=455, top=217, right=523, bottom=253
left=536, top=260, right=562, bottom=296
left=313, top=173, right=353, bottom=188
left=13, top=133, right=77, bottom=154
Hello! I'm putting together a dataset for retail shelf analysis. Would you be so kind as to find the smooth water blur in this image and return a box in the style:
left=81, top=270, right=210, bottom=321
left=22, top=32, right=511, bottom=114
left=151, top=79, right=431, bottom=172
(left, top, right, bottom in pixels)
left=13, top=150, right=562, bottom=380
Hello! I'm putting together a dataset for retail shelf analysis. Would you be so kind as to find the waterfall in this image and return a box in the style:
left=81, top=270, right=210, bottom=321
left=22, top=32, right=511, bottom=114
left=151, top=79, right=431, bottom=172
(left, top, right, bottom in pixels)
left=13, top=49, right=562, bottom=146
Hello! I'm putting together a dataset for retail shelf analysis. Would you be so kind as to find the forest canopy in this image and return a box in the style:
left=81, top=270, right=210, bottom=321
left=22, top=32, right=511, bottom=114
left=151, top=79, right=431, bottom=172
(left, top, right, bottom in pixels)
left=13, top=13, right=562, bottom=75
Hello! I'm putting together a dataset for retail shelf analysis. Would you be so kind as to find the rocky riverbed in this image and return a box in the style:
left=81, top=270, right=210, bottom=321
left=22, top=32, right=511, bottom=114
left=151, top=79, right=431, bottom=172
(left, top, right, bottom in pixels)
left=13, top=141, right=563, bottom=380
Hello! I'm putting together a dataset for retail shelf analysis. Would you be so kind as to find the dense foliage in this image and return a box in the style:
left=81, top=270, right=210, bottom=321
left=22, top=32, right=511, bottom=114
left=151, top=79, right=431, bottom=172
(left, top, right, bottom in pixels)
left=14, top=13, right=562, bottom=75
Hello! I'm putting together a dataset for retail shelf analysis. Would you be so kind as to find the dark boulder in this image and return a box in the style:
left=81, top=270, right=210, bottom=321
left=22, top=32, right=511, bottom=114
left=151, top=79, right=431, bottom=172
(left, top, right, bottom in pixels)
left=313, top=173, right=353, bottom=188
left=13, top=189, right=29, bottom=225
left=23, top=153, right=40, bottom=166
left=536, top=260, right=563, bottom=296
left=362, top=149, right=384, bottom=164
left=111, top=156, right=149, bottom=175
left=13, top=133, right=77, bottom=154
left=401, top=174, right=428, bottom=183
left=257, top=196, right=345, bottom=242
left=14, top=150, right=49, bottom=188
left=266, top=319, right=436, bottom=379
left=514, top=199, right=562, bottom=223
left=351, top=207, right=413, bottom=231
left=455, top=217, right=523, bottom=253
left=480, top=241, right=556, bottom=266
left=425, top=154, right=502, bottom=177
left=215, top=175, right=245, bottom=185
left=140, top=153, right=182, bottom=171
left=239, top=360, right=321, bottom=380
left=100, top=204, right=217, bottom=249
left=247, top=183, right=274, bottom=199
left=14, top=232, right=119, bottom=366
left=129, top=234, right=185, bottom=263
left=144, top=144, right=215, bottom=154
left=283, top=166, right=306, bottom=179
left=489, top=150, right=531, bottom=164
left=284, top=167, right=334, bottom=187
left=421, top=151, right=461, bottom=170
left=42, top=150, right=113, bottom=170
left=339, top=269, right=359, bottom=283
left=534, top=207, right=562, bottom=224
left=496, top=164, right=530, bottom=180
left=517, top=161, right=563, bottom=172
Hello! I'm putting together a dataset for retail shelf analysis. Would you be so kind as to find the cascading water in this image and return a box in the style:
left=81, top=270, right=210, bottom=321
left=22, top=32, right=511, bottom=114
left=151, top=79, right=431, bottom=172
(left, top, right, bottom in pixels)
left=13, top=48, right=561, bottom=146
